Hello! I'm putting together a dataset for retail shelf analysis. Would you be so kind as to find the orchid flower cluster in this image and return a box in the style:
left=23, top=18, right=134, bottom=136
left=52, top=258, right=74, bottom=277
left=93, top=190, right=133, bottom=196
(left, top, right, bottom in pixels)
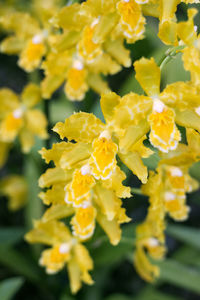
left=0, top=0, right=200, bottom=295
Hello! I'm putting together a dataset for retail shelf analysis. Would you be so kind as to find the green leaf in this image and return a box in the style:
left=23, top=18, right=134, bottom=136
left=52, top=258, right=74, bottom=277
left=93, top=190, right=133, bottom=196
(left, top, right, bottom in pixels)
left=0, top=277, right=24, bottom=300
left=24, top=151, right=44, bottom=231
left=173, top=246, right=200, bottom=268
left=158, top=259, right=200, bottom=294
left=189, top=161, right=200, bottom=181
left=0, top=246, right=43, bottom=284
left=0, top=228, right=25, bottom=246
left=50, top=95, right=74, bottom=125
left=167, top=224, right=200, bottom=250
left=92, top=223, right=136, bottom=267
left=105, top=294, right=131, bottom=300
left=135, top=286, right=182, bottom=300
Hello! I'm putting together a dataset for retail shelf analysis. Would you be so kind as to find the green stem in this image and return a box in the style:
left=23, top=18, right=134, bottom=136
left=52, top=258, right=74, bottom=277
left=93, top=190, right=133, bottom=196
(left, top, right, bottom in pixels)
left=158, top=45, right=185, bottom=70
left=44, top=100, right=51, bottom=149
left=131, top=187, right=143, bottom=195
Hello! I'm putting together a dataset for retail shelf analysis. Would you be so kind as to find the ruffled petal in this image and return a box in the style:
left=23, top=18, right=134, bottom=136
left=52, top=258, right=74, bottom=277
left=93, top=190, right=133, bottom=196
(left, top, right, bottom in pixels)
left=53, top=112, right=105, bottom=142
left=134, top=57, right=160, bottom=97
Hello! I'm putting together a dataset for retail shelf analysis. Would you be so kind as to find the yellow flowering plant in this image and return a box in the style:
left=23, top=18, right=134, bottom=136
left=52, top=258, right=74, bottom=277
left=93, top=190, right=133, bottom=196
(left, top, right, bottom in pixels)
left=0, top=0, right=200, bottom=299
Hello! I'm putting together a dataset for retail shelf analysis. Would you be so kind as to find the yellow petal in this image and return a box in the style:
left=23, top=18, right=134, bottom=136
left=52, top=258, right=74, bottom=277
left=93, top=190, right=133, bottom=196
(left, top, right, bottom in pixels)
left=19, top=128, right=35, bottom=153
left=186, top=128, right=200, bottom=154
left=100, top=92, right=120, bottom=124
left=67, top=258, right=82, bottom=294
left=87, top=74, right=111, bottom=95
left=41, top=73, right=66, bottom=99
left=94, top=184, right=118, bottom=221
left=0, top=175, right=27, bottom=210
left=77, top=25, right=102, bottom=63
left=104, top=39, right=131, bottom=68
left=21, top=83, right=41, bottom=108
left=113, top=93, right=151, bottom=134
left=102, top=166, right=131, bottom=198
left=53, top=112, right=105, bottom=142
left=177, top=8, right=198, bottom=45
left=118, top=120, right=150, bottom=153
left=0, top=88, right=19, bottom=118
left=175, top=109, right=200, bottom=132
left=92, top=12, right=119, bottom=44
left=96, top=211, right=121, bottom=245
left=42, top=205, right=74, bottom=222
left=130, top=135, right=154, bottom=158
left=40, top=142, right=91, bottom=169
left=39, top=167, right=72, bottom=188
left=0, top=36, right=25, bottom=54
left=25, top=109, right=48, bottom=139
left=53, top=3, right=86, bottom=31
left=160, top=81, right=199, bottom=110
left=88, top=53, right=121, bottom=75
left=158, top=20, right=178, bottom=46
left=134, top=247, right=160, bottom=282
left=39, top=183, right=66, bottom=205
left=0, top=12, right=40, bottom=38
left=134, top=57, right=160, bottom=97
left=25, top=220, right=71, bottom=245
left=0, top=142, right=11, bottom=168
left=74, top=243, right=93, bottom=284
left=119, top=151, right=148, bottom=184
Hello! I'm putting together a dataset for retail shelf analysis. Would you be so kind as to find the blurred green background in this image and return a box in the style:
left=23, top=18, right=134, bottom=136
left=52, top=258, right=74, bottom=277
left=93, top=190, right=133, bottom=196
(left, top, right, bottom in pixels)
left=0, top=1, right=200, bottom=299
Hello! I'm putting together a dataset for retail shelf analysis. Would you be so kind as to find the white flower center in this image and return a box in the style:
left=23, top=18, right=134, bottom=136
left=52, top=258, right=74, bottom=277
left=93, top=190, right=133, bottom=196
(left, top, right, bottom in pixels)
left=13, top=108, right=23, bottom=119
left=170, top=167, right=183, bottom=177
left=99, top=130, right=111, bottom=140
left=81, top=164, right=91, bottom=175
left=165, top=191, right=176, bottom=202
left=153, top=99, right=165, bottom=113
left=59, top=243, right=70, bottom=254
left=195, top=106, right=200, bottom=116
left=73, top=60, right=84, bottom=70
left=32, top=34, right=43, bottom=44
left=148, top=237, right=159, bottom=247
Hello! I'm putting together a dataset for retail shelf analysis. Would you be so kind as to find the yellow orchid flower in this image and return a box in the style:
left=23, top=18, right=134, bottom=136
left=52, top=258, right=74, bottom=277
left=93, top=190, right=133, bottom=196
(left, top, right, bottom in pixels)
left=0, top=84, right=48, bottom=153
left=38, top=149, right=130, bottom=245
left=0, top=175, right=27, bottom=210
left=53, top=93, right=152, bottom=183
left=41, top=0, right=150, bottom=100
left=134, top=129, right=200, bottom=282
left=177, top=8, right=200, bottom=97
left=134, top=171, right=166, bottom=282
left=25, top=220, right=93, bottom=294
left=0, top=0, right=63, bottom=72
left=129, top=57, right=200, bottom=152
